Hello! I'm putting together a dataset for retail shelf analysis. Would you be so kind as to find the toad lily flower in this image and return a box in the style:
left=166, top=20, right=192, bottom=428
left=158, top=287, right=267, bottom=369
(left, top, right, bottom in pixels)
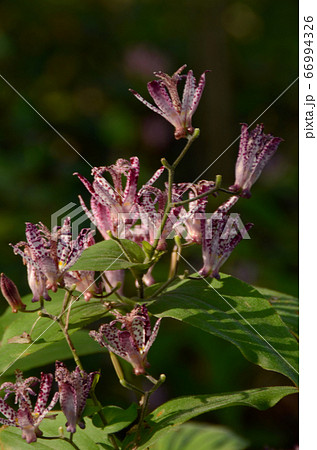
left=10, top=218, right=94, bottom=301
left=90, top=305, right=161, bottom=375
left=130, top=65, right=208, bottom=140
left=0, top=273, right=26, bottom=313
left=199, top=196, right=253, bottom=278
left=75, top=158, right=165, bottom=290
left=0, top=369, right=39, bottom=404
left=63, top=231, right=99, bottom=301
left=229, top=124, right=283, bottom=198
left=136, top=182, right=184, bottom=250
left=0, top=371, right=59, bottom=443
left=75, top=157, right=140, bottom=239
left=173, top=180, right=216, bottom=244
left=55, top=361, right=97, bottom=433
left=75, top=157, right=165, bottom=240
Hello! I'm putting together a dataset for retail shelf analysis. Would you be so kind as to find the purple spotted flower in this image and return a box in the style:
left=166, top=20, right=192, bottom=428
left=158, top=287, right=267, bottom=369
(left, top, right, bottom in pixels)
left=173, top=180, right=216, bottom=244
left=130, top=65, right=208, bottom=139
left=90, top=305, right=161, bottom=375
left=63, top=230, right=99, bottom=301
left=55, top=361, right=97, bottom=433
left=199, top=196, right=253, bottom=278
left=229, top=124, right=283, bottom=198
left=0, top=369, right=39, bottom=404
left=75, top=158, right=165, bottom=287
left=10, top=218, right=95, bottom=301
left=0, top=273, right=26, bottom=313
left=136, top=182, right=184, bottom=250
left=0, top=370, right=59, bottom=443
left=75, top=157, right=164, bottom=240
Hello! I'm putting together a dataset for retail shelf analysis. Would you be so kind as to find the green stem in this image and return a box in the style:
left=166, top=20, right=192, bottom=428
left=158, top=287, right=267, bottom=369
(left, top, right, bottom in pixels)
left=110, top=352, right=145, bottom=395
left=59, top=321, right=84, bottom=370
left=171, top=174, right=222, bottom=208
left=137, top=278, right=144, bottom=299
left=29, top=315, right=42, bottom=338
left=150, top=131, right=200, bottom=257
left=219, top=187, right=238, bottom=194
left=172, top=128, right=200, bottom=169
left=20, top=307, right=42, bottom=313
left=120, top=379, right=145, bottom=395
left=133, top=374, right=166, bottom=447
left=94, top=283, right=122, bottom=299
left=39, top=435, right=80, bottom=450
left=146, top=275, right=178, bottom=300
left=134, top=391, right=150, bottom=445
left=102, top=274, right=125, bottom=302
left=168, top=236, right=182, bottom=279
left=106, top=232, right=145, bottom=298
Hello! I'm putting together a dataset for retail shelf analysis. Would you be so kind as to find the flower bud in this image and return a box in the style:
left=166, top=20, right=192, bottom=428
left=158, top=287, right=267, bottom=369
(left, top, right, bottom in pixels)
left=0, top=273, right=26, bottom=313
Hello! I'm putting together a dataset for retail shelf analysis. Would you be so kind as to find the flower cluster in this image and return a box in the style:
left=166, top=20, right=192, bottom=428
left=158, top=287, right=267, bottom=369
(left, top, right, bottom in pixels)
left=0, top=63, right=285, bottom=446
left=10, top=218, right=97, bottom=302
left=0, top=364, right=96, bottom=443
left=0, top=370, right=59, bottom=443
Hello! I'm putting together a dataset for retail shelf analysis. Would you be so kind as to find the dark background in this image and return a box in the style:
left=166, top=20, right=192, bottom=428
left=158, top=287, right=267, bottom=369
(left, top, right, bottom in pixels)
left=0, top=1, right=298, bottom=448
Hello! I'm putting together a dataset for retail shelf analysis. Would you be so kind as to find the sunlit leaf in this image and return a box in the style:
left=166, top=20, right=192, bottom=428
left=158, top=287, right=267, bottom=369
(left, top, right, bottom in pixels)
left=255, top=286, right=299, bottom=338
left=123, top=386, right=297, bottom=449
left=147, top=274, right=299, bottom=384
left=71, top=239, right=150, bottom=272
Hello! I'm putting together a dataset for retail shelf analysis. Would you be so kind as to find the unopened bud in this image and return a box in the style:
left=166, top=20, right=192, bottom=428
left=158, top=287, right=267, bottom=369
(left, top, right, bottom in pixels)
left=0, top=273, right=26, bottom=313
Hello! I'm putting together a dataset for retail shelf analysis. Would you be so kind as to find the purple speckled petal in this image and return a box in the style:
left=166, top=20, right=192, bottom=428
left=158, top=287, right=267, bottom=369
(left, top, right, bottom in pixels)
left=181, top=69, right=196, bottom=122
left=74, top=172, right=95, bottom=196
left=144, top=317, right=161, bottom=354
left=189, top=70, right=208, bottom=117
left=0, top=397, right=17, bottom=422
left=25, top=223, right=48, bottom=262
left=34, top=391, right=59, bottom=427
left=123, top=156, right=140, bottom=205
left=118, top=330, right=145, bottom=375
left=130, top=88, right=167, bottom=118
left=147, top=81, right=181, bottom=128
left=144, top=166, right=165, bottom=187
left=34, top=372, right=53, bottom=416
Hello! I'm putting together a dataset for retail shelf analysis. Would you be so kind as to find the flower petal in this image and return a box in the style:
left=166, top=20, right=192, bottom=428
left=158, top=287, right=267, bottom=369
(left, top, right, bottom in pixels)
left=147, top=81, right=181, bottom=127
left=33, top=372, right=53, bottom=416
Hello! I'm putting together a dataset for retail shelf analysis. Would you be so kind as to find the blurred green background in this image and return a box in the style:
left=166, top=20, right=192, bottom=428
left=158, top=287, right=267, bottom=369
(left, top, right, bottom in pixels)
left=0, top=0, right=298, bottom=448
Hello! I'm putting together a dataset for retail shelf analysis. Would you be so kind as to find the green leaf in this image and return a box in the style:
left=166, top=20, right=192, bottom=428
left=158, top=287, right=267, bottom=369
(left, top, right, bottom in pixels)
left=0, top=330, right=104, bottom=375
left=124, top=386, right=297, bottom=449
left=142, top=240, right=154, bottom=259
left=92, top=403, right=138, bottom=433
left=0, top=291, right=110, bottom=374
left=0, top=411, right=113, bottom=449
left=149, top=422, right=248, bottom=450
left=71, top=239, right=150, bottom=271
left=147, top=274, right=299, bottom=385
left=255, top=286, right=299, bottom=338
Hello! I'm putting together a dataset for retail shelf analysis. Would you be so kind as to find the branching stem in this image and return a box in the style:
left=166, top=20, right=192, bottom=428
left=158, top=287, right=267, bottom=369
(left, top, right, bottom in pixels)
left=150, top=131, right=200, bottom=257
left=39, top=435, right=80, bottom=450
